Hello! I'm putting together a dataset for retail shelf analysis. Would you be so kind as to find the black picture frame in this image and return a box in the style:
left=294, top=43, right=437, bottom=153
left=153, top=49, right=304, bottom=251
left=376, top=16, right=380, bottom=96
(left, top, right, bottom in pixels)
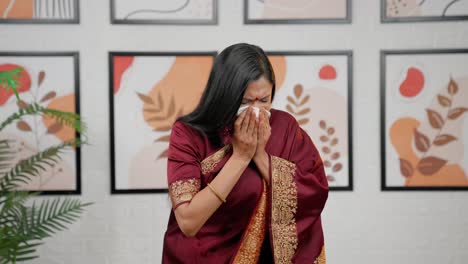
left=381, top=0, right=468, bottom=23
left=109, top=51, right=217, bottom=194
left=265, top=50, right=354, bottom=191
left=110, top=0, right=218, bottom=25
left=381, top=49, right=468, bottom=191
left=0, top=51, right=81, bottom=195
left=244, top=0, right=352, bottom=24
left=0, top=0, right=80, bottom=24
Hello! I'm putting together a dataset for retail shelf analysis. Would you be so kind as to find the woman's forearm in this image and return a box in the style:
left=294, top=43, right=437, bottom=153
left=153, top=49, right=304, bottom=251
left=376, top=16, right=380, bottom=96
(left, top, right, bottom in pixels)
left=174, top=154, right=250, bottom=237
left=253, top=149, right=270, bottom=185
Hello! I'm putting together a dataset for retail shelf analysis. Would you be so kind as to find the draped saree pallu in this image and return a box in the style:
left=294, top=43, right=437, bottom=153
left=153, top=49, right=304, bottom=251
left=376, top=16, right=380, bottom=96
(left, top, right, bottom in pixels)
left=163, top=109, right=329, bottom=264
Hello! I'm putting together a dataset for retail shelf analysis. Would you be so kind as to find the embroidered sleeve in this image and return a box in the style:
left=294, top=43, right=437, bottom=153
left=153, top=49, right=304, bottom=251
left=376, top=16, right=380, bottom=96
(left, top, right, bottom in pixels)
left=169, top=178, right=201, bottom=209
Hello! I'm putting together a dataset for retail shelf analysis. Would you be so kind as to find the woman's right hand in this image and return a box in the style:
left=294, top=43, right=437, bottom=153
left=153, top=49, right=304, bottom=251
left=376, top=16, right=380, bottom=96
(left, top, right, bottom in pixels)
left=232, top=106, right=258, bottom=162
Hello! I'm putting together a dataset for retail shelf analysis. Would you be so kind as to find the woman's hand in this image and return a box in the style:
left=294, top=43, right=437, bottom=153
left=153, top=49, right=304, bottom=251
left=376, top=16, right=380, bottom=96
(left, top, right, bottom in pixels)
left=254, top=108, right=271, bottom=159
left=232, top=106, right=258, bottom=162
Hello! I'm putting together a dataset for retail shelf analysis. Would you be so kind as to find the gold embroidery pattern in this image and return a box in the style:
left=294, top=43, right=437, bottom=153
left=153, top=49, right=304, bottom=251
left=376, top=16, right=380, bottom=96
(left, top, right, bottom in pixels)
left=169, top=178, right=200, bottom=206
left=313, top=246, right=326, bottom=264
left=201, top=145, right=231, bottom=175
left=271, top=156, right=298, bottom=264
left=232, top=181, right=267, bottom=264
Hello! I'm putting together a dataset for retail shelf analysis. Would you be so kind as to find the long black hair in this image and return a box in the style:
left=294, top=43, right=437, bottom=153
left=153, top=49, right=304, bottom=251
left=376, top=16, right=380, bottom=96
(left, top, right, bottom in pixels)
left=178, top=43, right=276, bottom=146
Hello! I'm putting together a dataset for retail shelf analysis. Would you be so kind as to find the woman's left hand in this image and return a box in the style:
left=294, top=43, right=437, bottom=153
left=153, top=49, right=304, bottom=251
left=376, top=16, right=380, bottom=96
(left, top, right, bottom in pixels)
left=254, top=108, right=271, bottom=159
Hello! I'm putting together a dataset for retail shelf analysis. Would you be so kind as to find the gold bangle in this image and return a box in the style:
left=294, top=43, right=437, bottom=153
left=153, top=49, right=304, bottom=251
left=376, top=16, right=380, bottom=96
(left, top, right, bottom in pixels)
left=207, top=183, right=226, bottom=203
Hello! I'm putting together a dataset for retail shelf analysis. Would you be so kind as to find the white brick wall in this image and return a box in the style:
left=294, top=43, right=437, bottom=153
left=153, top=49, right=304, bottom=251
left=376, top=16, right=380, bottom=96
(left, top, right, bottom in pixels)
left=1, top=0, right=467, bottom=263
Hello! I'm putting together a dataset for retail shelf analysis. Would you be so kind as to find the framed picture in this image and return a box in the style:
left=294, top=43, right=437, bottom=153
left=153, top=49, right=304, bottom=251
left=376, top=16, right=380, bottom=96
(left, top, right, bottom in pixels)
left=110, top=0, right=218, bottom=25
left=244, top=0, right=351, bottom=24
left=267, top=51, right=353, bottom=191
left=109, top=52, right=216, bottom=194
left=382, top=0, right=468, bottom=23
left=381, top=49, right=468, bottom=191
left=0, top=0, right=80, bottom=24
left=0, top=52, right=81, bottom=194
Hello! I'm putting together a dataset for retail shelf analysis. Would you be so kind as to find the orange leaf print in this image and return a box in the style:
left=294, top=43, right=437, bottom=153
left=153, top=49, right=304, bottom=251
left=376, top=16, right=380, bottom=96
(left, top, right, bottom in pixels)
left=322, top=146, right=331, bottom=154
left=327, top=127, right=335, bottom=135
left=327, top=175, right=335, bottom=182
left=324, top=160, right=331, bottom=167
left=297, top=119, right=308, bottom=125
left=320, top=135, right=329, bottom=142
left=426, top=109, right=444, bottom=129
left=417, top=156, right=447, bottom=176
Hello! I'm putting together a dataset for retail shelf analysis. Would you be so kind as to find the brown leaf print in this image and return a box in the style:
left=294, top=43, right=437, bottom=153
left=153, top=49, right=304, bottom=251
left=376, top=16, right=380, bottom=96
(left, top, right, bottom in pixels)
left=433, top=134, right=457, bottom=146
left=320, top=135, right=329, bottom=142
left=296, top=108, right=310, bottom=115
left=40, top=91, right=57, bottom=103
left=414, top=129, right=430, bottom=152
left=331, top=138, right=338, bottom=146
left=447, top=107, right=468, bottom=120
left=417, top=156, right=448, bottom=176
left=399, top=159, right=413, bottom=178
left=147, top=116, right=166, bottom=122
left=47, top=123, right=62, bottom=134
left=143, top=108, right=160, bottom=113
left=426, top=109, right=444, bottom=129
left=294, top=84, right=303, bottom=98
left=324, top=160, right=331, bottom=168
left=17, top=121, right=32, bottom=131
left=298, top=119, right=308, bottom=125
left=167, top=97, right=176, bottom=117
left=38, top=71, right=46, bottom=86
left=286, top=105, right=295, bottom=114
left=17, top=100, right=28, bottom=109
left=319, top=120, right=326, bottom=129
left=287, top=96, right=297, bottom=106
left=136, top=92, right=155, bottom=105
left=448, top=78, right=458, bottom=95
left=153, top=125, right=172, bottom=132
left=437, top=95, right=451, bottom=107
left=299, top=95, right=310, bottom=106
left=155, top=135, right=171, bottom=142
left=158, top=149, right=168, bottom=159
left=327, top=175, right=335, bottom=182
left=332, top=163, right=342, bottom=172
left=327, top=127, right=335, bottom=135
left=322, top=146, right=331, bottom=154
left=331, top=152, right=340, bottom=160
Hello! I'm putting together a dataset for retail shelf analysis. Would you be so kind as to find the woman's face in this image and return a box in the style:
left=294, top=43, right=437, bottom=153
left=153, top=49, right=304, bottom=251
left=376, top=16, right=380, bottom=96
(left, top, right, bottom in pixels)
left=241, top=75, right=273, bottom=111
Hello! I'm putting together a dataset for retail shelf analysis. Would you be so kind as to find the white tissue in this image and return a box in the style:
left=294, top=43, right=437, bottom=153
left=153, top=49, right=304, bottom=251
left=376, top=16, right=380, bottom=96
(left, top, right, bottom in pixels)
left=236, top=105, right=271, bottom=119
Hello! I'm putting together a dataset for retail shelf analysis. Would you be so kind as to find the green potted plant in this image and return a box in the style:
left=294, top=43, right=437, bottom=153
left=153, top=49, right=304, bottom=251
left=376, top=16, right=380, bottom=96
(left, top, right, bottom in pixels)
left=0, top=67, right=91, bottom=263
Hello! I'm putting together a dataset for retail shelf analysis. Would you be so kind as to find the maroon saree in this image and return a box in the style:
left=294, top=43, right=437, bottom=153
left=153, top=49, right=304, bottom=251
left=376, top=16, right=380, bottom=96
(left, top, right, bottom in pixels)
left=162, top=109, right=329, bottom=264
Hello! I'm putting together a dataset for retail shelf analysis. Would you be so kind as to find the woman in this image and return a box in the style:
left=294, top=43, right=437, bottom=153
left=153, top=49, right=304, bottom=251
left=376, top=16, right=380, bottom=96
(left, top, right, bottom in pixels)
left=162, top=43, right=328, bottom=263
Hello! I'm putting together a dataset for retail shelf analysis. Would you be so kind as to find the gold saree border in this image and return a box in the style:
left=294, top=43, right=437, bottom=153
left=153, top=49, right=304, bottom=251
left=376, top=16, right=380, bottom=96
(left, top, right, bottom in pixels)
left=271, top=156, right=298, bottom=264
left=169, top=178, right=200, bottom=207
left=232, top=181, right=267, bottom=264
left=201, top=144, right=232, bottom=175
left=314, top=246, right=326, bottom=264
